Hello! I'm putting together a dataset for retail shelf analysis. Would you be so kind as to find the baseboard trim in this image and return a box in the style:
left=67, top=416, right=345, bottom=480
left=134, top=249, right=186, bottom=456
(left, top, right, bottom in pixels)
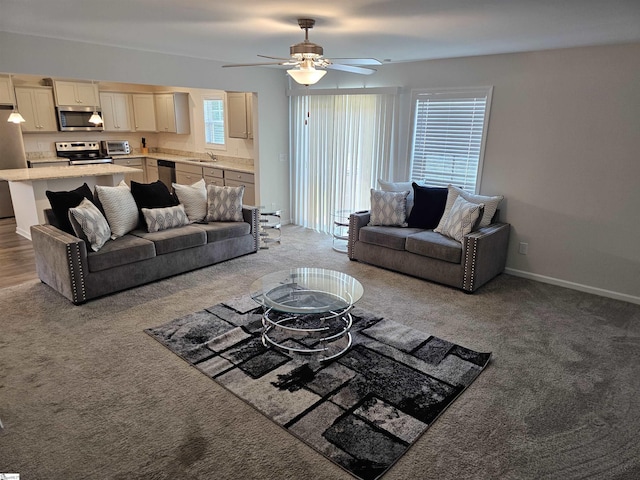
left=504, top=268, right=640, bottom=305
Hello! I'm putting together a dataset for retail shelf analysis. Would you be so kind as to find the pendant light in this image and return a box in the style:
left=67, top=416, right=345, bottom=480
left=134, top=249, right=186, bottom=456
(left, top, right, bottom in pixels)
left=88, top=80, right=103, bottom=125
left=6, top=75, right=25, bottom=124
left=287, top=58, right=327, bottom=86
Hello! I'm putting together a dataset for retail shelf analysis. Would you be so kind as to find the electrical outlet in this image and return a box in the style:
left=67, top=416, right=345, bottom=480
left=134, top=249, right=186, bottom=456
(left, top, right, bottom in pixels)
left=519, top=242, right=529, bottom=255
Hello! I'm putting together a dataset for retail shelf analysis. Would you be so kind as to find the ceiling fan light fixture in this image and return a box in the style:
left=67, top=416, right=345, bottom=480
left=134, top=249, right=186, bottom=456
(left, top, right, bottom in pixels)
left=287, top=60, right=327, bottom=86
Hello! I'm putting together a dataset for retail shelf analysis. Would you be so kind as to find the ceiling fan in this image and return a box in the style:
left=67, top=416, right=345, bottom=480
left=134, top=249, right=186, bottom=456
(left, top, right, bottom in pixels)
left=222, top=18, right=381, bottom=85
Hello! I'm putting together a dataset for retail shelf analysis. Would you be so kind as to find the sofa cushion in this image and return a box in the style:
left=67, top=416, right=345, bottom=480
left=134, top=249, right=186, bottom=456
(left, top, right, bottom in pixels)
left=131, top=225, right=206, bottom=255
left=369, top=189, right=409, bottom=227
left=86, top=234, right=156, bottom=273
left=405, top=230, right=463, bottom=264
left=407, top=183, right=448, bottom=229
left=193, top=221, right=251, bottom=243
left=359, top=226, right=424, bottom=251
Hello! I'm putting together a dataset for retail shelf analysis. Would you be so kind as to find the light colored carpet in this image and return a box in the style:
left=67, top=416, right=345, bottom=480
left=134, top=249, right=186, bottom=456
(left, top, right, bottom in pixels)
left=1, top=225, right=639, bottom=479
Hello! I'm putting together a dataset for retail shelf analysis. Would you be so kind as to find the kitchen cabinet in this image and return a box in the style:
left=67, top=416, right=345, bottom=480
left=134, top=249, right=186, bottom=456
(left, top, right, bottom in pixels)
left=113, top=157, right=144, bottom=186
left=145, top=158, right=159, bottom=183
left=227, top=92, right=253, bottom=139
left=14, top=86, right=58, bottom=133
left=0, top=76, right=13, bottom=105
left=155, top=92, right=190, bottom=134
left=175, top=163, right=203, bottom=186
left=131, top=94, right=157, bottom=132
left=53, top=80, right=99, bottom=107
left=99, top=92, right=132, bottom=132
left=203, top=166, right=224, bottom=187
left=224, top=170, right=255, bottom=205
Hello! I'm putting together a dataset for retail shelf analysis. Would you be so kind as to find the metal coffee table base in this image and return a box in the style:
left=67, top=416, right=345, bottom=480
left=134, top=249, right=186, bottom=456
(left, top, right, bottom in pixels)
left=260, top=307, right=354, bottom=362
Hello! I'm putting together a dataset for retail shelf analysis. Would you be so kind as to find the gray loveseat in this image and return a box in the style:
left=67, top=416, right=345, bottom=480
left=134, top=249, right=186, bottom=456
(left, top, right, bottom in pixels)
left=348, top=211, right=510, bottom=292
left=31, top=207, right=259, bottom=304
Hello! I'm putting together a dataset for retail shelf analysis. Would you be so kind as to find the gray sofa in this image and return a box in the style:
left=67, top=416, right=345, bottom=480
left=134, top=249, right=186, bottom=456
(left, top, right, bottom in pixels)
left=348, top=211, right=510, bottom=292
left=30, top=207, right=259, bottom=304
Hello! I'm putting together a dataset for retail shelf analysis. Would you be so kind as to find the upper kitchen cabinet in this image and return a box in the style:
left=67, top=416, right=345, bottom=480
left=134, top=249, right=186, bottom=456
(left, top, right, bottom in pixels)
left=51, top=79, right=100, bottom=107
left=227, top=92, right=253, bottom=139
left=14, top=86, right=58, bottom=133
left=100, top=92, right=132, bottom=132
left=131, top=93, right=157, bottom=132
left=155, top=92, right=190, bottom=134
left=0, top=76, right=13, bottom=105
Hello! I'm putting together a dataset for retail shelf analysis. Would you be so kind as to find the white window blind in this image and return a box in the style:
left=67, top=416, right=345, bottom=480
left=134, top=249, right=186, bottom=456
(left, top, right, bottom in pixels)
left=410, top=87, right=492, bottom=193
left=203, top=97, right=225, bottom=146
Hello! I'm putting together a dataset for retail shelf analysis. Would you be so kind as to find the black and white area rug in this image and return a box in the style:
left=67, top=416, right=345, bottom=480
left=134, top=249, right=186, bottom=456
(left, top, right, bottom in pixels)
left=145, top=297, right=491, bottom=480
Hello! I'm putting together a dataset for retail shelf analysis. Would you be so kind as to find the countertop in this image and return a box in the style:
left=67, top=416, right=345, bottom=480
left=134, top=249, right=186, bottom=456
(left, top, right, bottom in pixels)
left=0, top=164, right=142, bottom=182
left=28, top=153, right=254, bottom=174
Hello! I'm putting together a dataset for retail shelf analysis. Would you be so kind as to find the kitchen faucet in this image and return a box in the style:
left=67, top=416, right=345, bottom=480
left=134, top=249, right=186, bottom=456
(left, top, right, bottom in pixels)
left=206, top=151, right=217, bottom=162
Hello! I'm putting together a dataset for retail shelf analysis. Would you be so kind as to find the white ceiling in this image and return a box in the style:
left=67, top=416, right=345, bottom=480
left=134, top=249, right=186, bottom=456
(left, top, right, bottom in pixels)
left=2, top=0, right=640, bottom=65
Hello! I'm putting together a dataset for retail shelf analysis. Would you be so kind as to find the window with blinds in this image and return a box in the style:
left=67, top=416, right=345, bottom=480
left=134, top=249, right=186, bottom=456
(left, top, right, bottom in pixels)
left=203, top=97, right=225, bottom=146
left=409, top=87, right=492, bottom=193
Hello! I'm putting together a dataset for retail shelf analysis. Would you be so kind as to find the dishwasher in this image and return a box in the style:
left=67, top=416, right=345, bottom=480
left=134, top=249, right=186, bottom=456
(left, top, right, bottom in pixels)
left=157, top=160, right=176, bottom=191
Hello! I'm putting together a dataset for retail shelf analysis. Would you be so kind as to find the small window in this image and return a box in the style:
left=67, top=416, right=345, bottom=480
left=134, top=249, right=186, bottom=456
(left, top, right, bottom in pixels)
left=203, top=97, right=225, bottom=147
left=409, top=87, right=492, bottom=193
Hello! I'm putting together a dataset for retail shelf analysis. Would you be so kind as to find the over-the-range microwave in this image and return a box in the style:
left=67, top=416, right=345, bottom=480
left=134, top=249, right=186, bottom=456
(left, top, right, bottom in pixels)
left=56, top=106, right=104, bottom=132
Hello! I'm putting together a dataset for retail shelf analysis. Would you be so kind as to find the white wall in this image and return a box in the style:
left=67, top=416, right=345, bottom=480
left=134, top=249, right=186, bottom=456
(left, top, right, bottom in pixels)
left=0, top=31, right=291, bottom=220
left=298, top=43, right=640, bottom=302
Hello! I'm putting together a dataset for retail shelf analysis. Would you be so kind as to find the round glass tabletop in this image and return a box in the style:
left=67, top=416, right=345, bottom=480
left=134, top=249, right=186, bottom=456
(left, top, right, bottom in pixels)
left=250, top=267, right=364, bottom=314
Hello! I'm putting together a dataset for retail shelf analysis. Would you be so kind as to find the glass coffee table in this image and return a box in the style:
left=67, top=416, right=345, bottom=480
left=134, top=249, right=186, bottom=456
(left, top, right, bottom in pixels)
left=250, top=268, right=364, bottom=362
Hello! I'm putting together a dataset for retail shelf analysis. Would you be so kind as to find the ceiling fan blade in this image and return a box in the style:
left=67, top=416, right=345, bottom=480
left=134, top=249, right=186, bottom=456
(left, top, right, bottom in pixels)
left=326, top=63, right=377, bottom=75
left=258, top=54, right=293, bottom=61
left=222, top=61, right=287, bottom=68
left=330, top=58, right=382, bottom=66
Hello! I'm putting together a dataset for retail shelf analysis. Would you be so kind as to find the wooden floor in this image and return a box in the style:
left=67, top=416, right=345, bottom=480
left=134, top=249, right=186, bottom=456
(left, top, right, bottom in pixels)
left=0, top=217, right=38, bottom=289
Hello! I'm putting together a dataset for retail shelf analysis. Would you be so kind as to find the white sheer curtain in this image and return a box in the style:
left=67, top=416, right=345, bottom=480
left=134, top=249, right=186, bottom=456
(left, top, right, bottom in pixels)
left=290, top=93, right=396, bottom=233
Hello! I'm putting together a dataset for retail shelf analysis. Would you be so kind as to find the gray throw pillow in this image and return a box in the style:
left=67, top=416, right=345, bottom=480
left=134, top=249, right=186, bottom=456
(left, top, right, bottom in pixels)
left=95, top=181, right=139, bottom=239
left=435, top=196, right=484, bottom=242
left=378, top=179, right=415, bottom=217
left=436, top=184, right=503, bottom=230
left=206, top=184, right=244, bottom=222
left=68, top=198, right=111, bottom=252
left=369, top=189, right=409, bottom=227
left=142, top=204, right=190, bottom=232
left=172, top=178, right=207, bottom=223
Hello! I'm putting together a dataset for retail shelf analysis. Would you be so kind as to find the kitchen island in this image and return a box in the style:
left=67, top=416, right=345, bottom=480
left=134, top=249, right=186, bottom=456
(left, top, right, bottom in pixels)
left=0, top=164, right=142, bottom=240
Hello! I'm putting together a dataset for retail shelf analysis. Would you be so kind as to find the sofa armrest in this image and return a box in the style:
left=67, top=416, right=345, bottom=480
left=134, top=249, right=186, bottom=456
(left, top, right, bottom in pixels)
left=30, top=224, right=89, bottom=304
left=462, top=222, right=511, bottom=292
left=242, top=206, right=260, bottom=252
left=348, top=211, right=370, bottom=259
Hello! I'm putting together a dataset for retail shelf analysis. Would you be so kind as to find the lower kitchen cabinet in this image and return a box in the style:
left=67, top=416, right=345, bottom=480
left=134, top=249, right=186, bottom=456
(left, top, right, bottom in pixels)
left=113, top=157, right=144, bottom=186
left=175, top=163, right=203, bottom=186
left=145, top=158, right=159, bottom=183
left=225, top=171, right=255, bottom=206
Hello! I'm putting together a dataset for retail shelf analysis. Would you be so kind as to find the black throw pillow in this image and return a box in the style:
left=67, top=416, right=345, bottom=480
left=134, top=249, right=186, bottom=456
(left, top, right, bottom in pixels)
left=45, top=183, right=94, bottom=234
left=130, top=180, right=178, bottom=227
left=407, top=183, right=449, bottom=229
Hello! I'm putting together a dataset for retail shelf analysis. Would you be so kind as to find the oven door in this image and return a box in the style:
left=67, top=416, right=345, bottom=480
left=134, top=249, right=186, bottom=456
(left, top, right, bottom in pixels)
left=57, top=107, right=105, bottom=132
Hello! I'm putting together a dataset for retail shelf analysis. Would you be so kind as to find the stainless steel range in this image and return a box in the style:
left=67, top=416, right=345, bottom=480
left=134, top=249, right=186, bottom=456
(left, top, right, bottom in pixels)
left=55, top=141, right=113, bottom=165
